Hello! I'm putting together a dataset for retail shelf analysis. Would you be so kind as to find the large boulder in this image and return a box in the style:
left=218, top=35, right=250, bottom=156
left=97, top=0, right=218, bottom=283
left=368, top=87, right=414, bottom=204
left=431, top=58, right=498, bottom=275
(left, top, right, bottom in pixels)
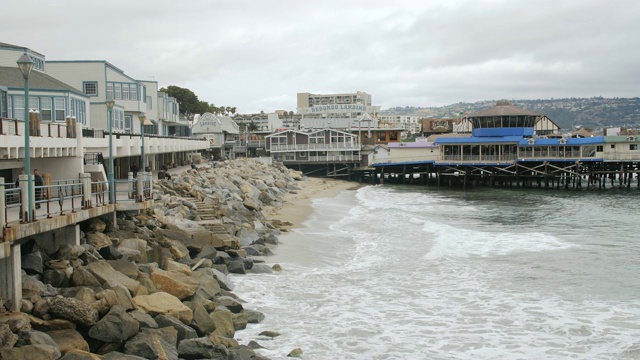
left=124, top=327, right=178, bottom=360
left=58, top=349, right=102, bottom=359
left=86, top=260, right=140, bottom=294
left=213, top=296, right=244, bottom=313
left=86, top=218, right=107, bottom=233
left=49, top=297, right=100, bottom=327
left=154, top=314, right=197, bottom=342
left=85, top=232, right=112, bottom=250
left=0, top=344, right=61, bottom=360
left=191, top=306, right=216, bottom=335
left=22, top=274, right=57, bottom=299
left=71, top=268, right=102, bottom=287
left=47, top=329, right=90, bottom=355
left=209, top=310, right=235, bottom=338
left=106, top=259, right=139, bottom=280
left=177, top=337, right=229, bottom=360
left=132, top=292, right=193, bottom=325
left=149, top=268, right=199, bottom=300
left=128, top=311, right=158, bottom=330
left=0, top=323, right=18, bottom=349
left=117, top=238, right=149, bottom=263
left=245, top=309, right=265, bottom=324
left=88, top=305, right=140, bottom=343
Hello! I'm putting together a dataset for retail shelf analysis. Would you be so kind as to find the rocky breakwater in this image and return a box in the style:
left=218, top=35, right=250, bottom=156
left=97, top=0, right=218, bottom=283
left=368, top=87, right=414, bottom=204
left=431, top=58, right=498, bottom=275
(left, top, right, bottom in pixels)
left=0, top=159, right=303, bottom=360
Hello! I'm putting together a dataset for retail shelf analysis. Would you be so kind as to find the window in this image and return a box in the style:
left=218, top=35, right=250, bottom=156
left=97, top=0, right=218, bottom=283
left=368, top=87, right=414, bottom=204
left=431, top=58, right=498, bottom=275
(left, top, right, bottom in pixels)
left=13, top=96, right=25, bottom=121
left=596, top=145, right=603, bottom=152
left=310, top=132, right=325, bottom=144
left=146, top=96, right=153, bottom=110
left=29, top=56, right=45, bottom=71
left=41, top=98, right=52, bottom=121
left=122, top=84, right=129, bottom=100
left=83, top=82, right=98, bottom=96
left=114, top=84, right=122, bottom=100
left=29, top=96, right=39, bottom=112
left=611, top=144, right=615, bottom=149
left=631, top=144, right=638, bottom=151
left=125, top=116, right=132, bottom=133
left=130, top=85, right=137, bottom=101
left=0, top=90, right=7, bottom=118
left=106, top=83, right=113, bottom=100
left=55, top=98, right=66, bottom=121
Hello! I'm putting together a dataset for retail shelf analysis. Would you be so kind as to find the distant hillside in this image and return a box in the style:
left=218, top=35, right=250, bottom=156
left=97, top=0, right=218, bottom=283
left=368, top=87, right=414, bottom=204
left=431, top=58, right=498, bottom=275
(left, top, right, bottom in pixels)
left=382, top=97, right=640, bottom=130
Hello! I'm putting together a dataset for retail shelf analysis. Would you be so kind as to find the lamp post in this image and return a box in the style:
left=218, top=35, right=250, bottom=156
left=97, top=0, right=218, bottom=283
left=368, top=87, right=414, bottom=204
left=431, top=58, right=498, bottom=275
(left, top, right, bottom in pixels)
left=139, top=113, right=147, bottom=172
left=17, top=53, right=34, bottom=222
left=106, top=98, right=116, bottom=204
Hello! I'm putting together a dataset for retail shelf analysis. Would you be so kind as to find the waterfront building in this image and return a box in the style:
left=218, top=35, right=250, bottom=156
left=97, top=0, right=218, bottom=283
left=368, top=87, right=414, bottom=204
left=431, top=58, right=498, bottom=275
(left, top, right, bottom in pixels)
left=296, top=91, right=380, bottom=118
left=378, top=114, right=423, bottom=135
left=266, top=128, right=360, bottom=167
left=0, top=42, right=90, bottom=182
left=191, top=112, right=240, bottom=159
left=46, top=60, right=148, bottom=134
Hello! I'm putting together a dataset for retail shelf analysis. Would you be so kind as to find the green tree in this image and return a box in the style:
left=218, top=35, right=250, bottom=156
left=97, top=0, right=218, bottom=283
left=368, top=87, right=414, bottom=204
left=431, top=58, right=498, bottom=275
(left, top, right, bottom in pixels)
left=160, top=85, right=203, bottom=115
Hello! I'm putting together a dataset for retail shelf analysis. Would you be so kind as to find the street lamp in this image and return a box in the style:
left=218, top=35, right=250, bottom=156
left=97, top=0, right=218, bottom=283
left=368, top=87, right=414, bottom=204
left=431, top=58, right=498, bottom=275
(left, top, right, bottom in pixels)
left=17, top=53, right=34, bottom=222
left=139, top=113, right=147, bottom=172
left=106, top=97, right=116, bottom=204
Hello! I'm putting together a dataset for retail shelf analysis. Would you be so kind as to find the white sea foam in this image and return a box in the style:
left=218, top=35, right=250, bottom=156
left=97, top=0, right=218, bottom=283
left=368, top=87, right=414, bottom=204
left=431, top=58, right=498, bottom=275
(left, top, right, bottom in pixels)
left=231, top=185, right=640, bottom=360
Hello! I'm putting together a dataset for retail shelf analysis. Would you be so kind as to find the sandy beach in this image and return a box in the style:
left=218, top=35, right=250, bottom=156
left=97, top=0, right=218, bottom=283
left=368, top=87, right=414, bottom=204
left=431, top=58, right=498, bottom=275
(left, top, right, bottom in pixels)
left=265, top=177, right=363, bottom=230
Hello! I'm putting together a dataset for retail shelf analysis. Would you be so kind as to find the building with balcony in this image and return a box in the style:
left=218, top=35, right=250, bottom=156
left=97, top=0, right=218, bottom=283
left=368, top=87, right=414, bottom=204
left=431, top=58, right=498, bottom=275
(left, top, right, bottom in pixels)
left=266, top=128, right=360, bottom=165
left=46, top=60, right=148, bottom=133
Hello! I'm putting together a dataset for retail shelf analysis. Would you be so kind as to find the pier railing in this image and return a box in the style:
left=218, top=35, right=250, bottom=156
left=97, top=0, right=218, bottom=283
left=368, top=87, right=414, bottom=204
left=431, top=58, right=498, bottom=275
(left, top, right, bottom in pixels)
left=442, top=154, right=517, bottom=162
left=275, top=154, right=361, bottom=163
left=270, top=143, right=360, bottom=151
left=0, top=172, right=153, bottom=228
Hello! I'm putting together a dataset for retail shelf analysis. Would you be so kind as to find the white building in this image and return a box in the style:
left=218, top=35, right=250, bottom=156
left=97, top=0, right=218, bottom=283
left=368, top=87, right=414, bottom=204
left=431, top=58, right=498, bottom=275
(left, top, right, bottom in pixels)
left=46, top=60, right=148, bottom=134
left=378, top=115, right=423, bottom=135
left=296, top=91, right=380, bottom=118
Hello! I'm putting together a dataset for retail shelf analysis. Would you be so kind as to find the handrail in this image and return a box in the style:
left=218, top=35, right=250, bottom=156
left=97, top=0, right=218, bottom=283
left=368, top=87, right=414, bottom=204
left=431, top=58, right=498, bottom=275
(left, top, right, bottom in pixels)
left=3, top=175, right=153, bottom=227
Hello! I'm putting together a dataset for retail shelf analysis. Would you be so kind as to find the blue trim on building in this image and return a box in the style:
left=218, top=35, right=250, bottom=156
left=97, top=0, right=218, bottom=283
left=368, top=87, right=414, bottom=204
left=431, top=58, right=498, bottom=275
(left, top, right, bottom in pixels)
left=473, top=127, right=534, bottom=137
left=435, top=136, right=524, bottom=144
left=81, top=81, right=98, bottom=97
left=434, top=162, right=515, bottom=166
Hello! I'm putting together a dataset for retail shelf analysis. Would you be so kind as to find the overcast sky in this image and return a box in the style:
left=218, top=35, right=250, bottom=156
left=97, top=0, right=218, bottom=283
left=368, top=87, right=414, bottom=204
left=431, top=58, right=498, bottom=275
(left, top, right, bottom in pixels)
left=3, top=0, right=639, bottom=113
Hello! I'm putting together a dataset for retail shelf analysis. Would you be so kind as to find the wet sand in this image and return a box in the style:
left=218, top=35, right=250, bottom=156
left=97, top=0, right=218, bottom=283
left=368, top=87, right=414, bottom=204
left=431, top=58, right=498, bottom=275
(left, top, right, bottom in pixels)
left=265, top=177, right=363, bottom=230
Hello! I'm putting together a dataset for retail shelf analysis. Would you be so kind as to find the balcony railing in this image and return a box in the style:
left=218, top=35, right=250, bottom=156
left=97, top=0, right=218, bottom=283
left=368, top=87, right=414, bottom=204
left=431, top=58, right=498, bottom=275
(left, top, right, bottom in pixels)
left=275, top=155, right=361, bottom=163
left=270, top=143, right=360, bottom=151
left=1, top=173, right=153, bottom=227
left=442, top=154, right=516, bottom=162
left=0, top=118, right=74, bottom=138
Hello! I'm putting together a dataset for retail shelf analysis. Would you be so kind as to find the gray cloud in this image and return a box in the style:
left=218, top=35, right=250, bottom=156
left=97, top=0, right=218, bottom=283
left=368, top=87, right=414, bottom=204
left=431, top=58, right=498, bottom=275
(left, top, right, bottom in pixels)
left=3, top=0, right=638, bottom=112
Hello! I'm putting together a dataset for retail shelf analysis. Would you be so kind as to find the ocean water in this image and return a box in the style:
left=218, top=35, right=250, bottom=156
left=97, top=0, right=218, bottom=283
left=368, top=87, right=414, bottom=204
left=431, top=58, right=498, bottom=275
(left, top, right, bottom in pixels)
left=231, top=185, right=640, bottom=360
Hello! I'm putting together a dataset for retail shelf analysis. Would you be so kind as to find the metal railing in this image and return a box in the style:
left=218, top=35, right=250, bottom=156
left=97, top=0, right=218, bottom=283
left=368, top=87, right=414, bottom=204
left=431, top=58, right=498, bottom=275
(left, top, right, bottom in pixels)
left=442, top=154, right=517, bottom=162
left=1, top=173, right=153, bottom=227
left=276, top=155, right=361, bottom=163
left=270, top=143, right=360, bottom=151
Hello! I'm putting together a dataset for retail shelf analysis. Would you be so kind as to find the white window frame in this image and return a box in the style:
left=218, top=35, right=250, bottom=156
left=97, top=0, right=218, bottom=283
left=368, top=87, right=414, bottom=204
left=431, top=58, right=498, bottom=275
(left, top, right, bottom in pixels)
left=130, top=85, right=137, bottom=101
left=55, top=98, right=66, bottom=121
left=41, top=97, right=52, bottom=121
left=114, top=84, right=122, bottom=100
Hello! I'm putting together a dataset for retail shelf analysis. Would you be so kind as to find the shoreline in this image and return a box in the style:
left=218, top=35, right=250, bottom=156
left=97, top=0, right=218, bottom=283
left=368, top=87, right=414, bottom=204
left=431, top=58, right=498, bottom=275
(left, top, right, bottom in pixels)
left=265, top=177, right=365, bottom=230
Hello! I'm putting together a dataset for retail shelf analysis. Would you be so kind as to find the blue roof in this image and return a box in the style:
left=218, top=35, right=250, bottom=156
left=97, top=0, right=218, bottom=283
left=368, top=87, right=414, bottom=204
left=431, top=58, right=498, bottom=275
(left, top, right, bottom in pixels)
left=435, top=136, right=524, bottom=144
